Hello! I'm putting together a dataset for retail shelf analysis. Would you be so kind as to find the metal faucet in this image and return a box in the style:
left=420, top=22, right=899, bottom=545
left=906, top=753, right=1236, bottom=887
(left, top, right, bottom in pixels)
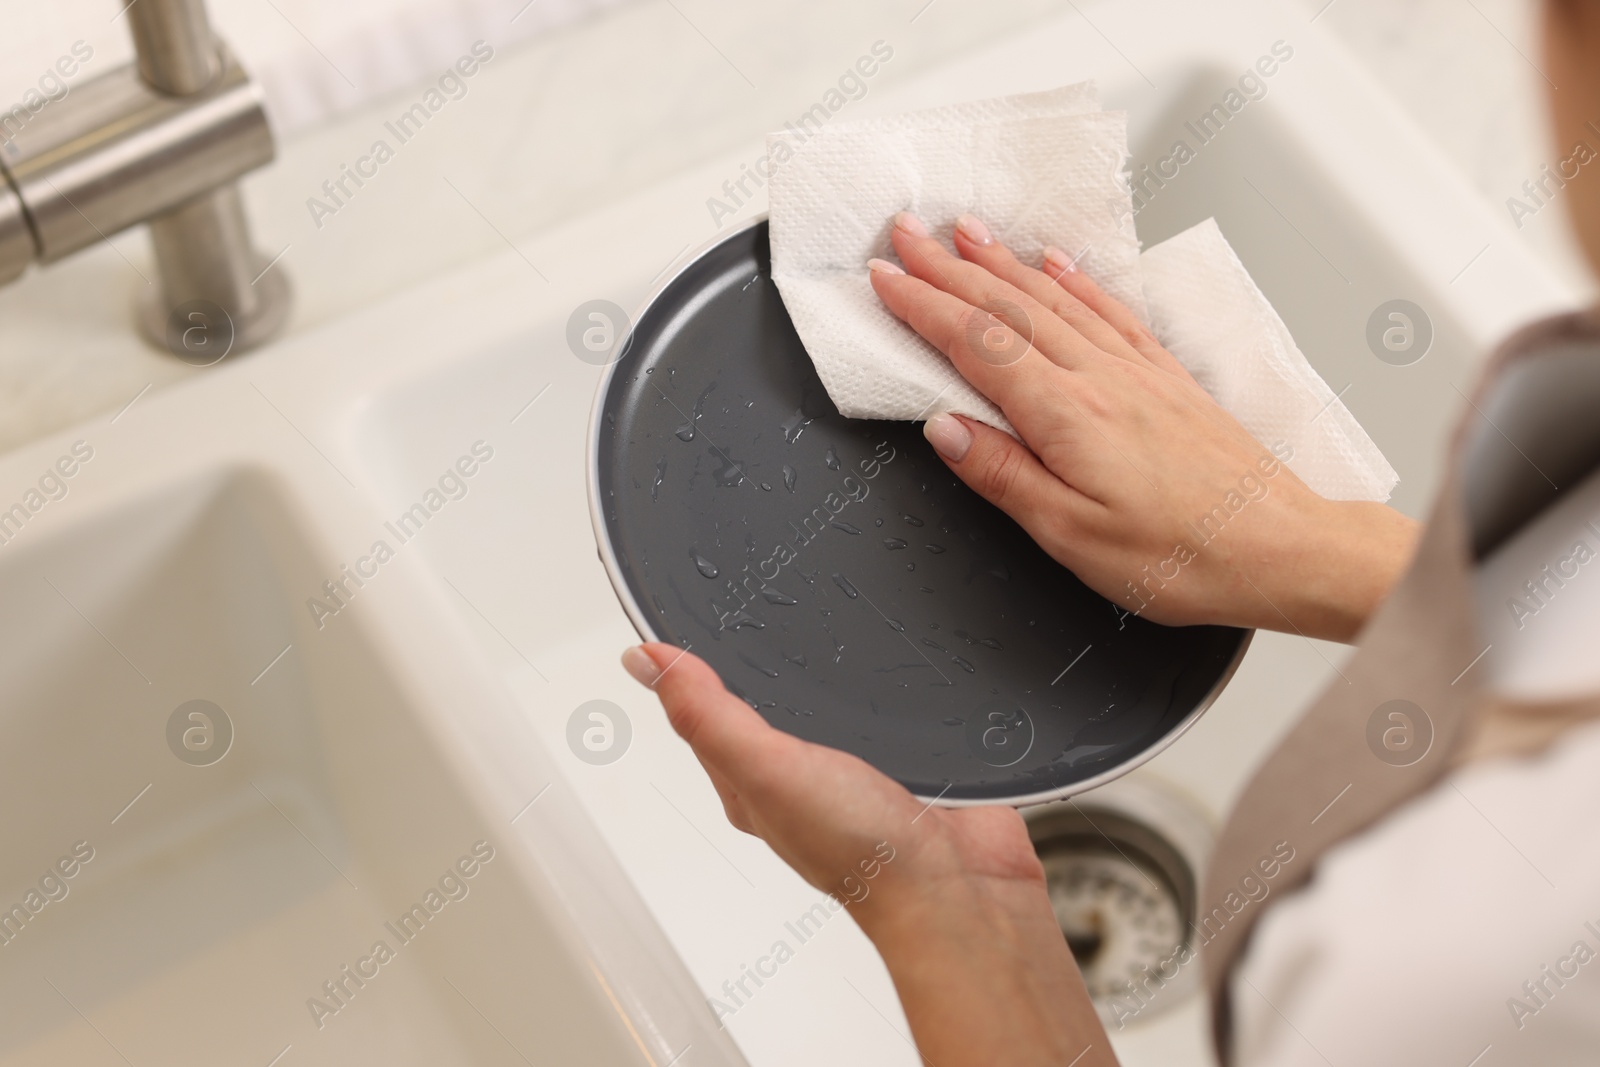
left=0, top=0, right=290, bottom=358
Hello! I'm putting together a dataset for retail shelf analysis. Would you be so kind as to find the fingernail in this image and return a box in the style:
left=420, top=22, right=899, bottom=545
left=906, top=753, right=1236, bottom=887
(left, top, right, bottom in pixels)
left=621, top=645, right=661, bottom=687
left=867, top=257, right=906, bottom=275
left=923, top=412, right=972, bottom=462
left=1042, top=245, right=1078, bottom=274
left=893, top=211, right=929, bottom=237
left=955, top=214, right=993, bottom=245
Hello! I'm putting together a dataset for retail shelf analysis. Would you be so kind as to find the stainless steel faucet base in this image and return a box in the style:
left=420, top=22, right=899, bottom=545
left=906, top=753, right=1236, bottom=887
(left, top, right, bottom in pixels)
left=136, top=186, right=292, bottom=362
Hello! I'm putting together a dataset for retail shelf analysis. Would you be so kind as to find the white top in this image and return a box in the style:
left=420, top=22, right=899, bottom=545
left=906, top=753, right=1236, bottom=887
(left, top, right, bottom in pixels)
left=1233, top=463, right=1600, bottom=1065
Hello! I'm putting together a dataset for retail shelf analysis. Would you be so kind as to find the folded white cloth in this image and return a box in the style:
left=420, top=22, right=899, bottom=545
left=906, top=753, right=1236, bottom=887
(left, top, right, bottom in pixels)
left=766, top=82, right=1398, bottom=503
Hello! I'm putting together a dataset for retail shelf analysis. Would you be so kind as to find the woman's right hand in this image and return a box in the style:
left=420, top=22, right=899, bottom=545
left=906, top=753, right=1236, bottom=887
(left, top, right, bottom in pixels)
left=868, top=211, right=1420, bottom=642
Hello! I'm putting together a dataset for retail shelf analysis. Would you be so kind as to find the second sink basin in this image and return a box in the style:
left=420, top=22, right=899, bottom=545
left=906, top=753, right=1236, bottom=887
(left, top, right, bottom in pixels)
left=0, top=466, right=730, bottom=1065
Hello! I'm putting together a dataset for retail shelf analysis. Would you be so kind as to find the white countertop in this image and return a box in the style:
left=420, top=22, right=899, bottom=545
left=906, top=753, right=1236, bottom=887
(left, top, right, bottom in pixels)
left=2, top=0, right=1591, bottom=460
left=0, top=0, right=1071, bottom=455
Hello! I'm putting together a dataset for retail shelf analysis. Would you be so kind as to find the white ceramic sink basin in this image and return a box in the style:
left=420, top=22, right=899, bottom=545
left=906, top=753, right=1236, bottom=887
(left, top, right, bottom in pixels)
left=0, top=2, right=1577, bottom=1066
left=1, top=469, right=610, bottom=1062
left=0, top=462, right=746, bottom=1064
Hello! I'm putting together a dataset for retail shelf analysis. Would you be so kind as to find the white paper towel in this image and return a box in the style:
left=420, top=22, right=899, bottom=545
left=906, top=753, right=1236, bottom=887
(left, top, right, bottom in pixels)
left=1143, top=219, right=1398, bottom=501
left=766, top=83, right=1398, bottom=503
left=766, top=82, right=1145, bottom=432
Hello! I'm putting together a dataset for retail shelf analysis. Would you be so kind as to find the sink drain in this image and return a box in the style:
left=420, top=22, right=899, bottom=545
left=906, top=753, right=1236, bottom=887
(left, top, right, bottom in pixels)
left=1023, top=776, right=1213, bottom=1028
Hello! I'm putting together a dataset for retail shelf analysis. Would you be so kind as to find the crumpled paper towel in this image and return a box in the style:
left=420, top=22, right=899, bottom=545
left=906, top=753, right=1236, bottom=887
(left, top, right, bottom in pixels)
left=765, top=82, right=1398, bottom=503
left=1143, top=219, right=1398, bottom=501
left=766, top=82, right=1146, bottom=433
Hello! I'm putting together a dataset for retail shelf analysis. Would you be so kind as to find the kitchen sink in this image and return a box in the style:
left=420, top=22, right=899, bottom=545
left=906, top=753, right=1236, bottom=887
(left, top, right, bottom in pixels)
left=0, top=462, right=742, bottom=1065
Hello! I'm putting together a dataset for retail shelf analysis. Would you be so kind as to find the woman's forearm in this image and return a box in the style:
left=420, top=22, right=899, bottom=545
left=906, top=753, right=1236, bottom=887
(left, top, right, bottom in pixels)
left=857, top=877, right=1120, bottom=1067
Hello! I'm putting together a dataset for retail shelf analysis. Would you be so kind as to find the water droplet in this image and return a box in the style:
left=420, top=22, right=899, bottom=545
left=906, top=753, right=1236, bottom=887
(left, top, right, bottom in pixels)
left=784, top=705, right=815, bottom=717
left=781, top=408, right=815, bottom=443
left=651, top=458, right=667, bottom=501
left=980, top=637, right=1003, bottom=650
left=784, top=650, right=809, bottom=668
left=830, top=573, right=860, bottom=599
left=903, top=514, right=925, bottom=527
left=760, top=481, right=772, bottom=491
left=824, top=447, right=841, bottom=470
left=761, top=586, right=798, bottom=606
left=823, top=620, right=845, bottom=662
left=941, top=717, right=965, bottom=726
left=693, top=382, right=717, bottom=420
left=738, top=652, right=779, bottom=679
left=951, top=655, right=976, bottom=674
left=691, top=551, right=719, bottom=579
left=886, top=619, right=905, bottom=632
left=782, top=464, right=797, bottom=492
left=906, top=563, right=916, bottom=571
left=745, top=399, right=755, bottom=408
left=922, top=638, right=947, bottom=652
left=925, top=544, right=946, bottom=554
left=883, top=537, right=908, bottom=550
left=675, top=423, right=696, bottom=442
left=711, top=449, right=747, bottom=487
left=874, top=517, right=884, bottom=527
left=831, top=521, right=861, bottom=535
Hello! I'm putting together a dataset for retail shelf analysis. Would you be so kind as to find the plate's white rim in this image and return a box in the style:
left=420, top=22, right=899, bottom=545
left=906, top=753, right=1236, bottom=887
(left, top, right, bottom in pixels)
left=583, top=212, right=1253, bottom=809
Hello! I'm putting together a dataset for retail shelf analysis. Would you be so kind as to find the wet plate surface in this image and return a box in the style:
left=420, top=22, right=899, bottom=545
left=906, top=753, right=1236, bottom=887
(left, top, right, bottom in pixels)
left=591, top=220, right=1248, bottom=804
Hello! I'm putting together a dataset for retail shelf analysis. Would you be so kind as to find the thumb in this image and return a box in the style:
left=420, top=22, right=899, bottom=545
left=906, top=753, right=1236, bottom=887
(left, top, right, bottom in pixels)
left=621, top=643, right=788, bottom=775
left=922, top=412, right=1065, bottom=519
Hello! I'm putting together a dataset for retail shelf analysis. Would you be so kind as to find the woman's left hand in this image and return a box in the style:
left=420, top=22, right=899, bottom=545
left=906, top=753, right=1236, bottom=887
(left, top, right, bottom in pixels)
left=621, top=642, right=1118, bottom=1067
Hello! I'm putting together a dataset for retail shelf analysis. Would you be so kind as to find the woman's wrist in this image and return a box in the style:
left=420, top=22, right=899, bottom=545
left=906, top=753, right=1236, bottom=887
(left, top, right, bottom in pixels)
left=1251, top=497, right=1421, bottom=643
left=854, top=874, right=1119, bottom=1067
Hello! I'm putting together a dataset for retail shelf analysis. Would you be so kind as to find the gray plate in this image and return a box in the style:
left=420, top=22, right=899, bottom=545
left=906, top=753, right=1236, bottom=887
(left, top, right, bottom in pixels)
left=589, top=217, right=1249, bottom=805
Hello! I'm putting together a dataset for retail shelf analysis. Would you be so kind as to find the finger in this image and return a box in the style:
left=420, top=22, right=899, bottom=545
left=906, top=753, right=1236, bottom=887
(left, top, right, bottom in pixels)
left=949, top=215, right=1146, bottom=365
left=888, top=215, right=1102, bottom=372
left=1039, top=245, right=1195, bottom=383
left=869, top=263, right=1069, bottom=438
left=622, top=644, right=791, bottom=775
left=623, top=645, right=926, bottom=860
left=921, top=411, right=1099, bottom=524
